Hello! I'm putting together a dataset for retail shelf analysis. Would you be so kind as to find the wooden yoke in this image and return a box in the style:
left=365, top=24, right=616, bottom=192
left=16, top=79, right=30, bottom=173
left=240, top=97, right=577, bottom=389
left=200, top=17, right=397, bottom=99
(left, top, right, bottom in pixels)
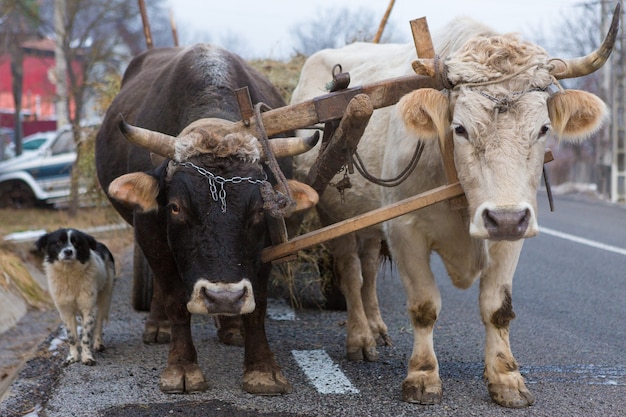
left=410, top=17, right=468, bottom=210
left=307, top=94, right=374, bottom=196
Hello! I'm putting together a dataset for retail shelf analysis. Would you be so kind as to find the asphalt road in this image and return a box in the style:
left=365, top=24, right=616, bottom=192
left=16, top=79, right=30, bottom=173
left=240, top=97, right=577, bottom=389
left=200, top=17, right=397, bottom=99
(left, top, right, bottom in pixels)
left=1, top=193, right=625, bottom=417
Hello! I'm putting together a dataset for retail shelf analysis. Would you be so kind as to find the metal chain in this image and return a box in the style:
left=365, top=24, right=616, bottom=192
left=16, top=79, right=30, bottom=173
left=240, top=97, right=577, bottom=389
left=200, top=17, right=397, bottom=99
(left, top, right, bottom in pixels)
left=176, top=161, right=266, bottom=213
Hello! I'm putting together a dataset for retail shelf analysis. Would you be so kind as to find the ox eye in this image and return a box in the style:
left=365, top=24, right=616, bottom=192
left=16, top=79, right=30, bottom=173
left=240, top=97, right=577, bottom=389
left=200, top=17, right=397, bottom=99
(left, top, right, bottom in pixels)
left=170, top=203, right=180, bottom=215
left=453, top=124, right=469, bottom=139
left=539, top=124, right=550, bottom=137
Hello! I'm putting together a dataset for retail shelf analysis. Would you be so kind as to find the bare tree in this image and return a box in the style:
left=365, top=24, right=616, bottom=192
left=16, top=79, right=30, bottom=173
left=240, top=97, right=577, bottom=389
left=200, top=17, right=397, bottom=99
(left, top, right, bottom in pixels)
left=0, top=0, right=41, bottom=155
left=542, top=2, right=609, bottom=188
left=290, top=7, right=401, bottom=56
left=35, top=0, right=171, bottom=214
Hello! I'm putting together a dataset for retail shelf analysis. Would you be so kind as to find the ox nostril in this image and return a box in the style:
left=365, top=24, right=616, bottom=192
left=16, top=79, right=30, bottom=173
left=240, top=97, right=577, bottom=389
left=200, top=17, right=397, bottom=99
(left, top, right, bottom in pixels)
left=483, top=210, right=498, bottom=230
left=482, top=208, right=531, bottom=240
left=201, top=285, right=246, bottom=314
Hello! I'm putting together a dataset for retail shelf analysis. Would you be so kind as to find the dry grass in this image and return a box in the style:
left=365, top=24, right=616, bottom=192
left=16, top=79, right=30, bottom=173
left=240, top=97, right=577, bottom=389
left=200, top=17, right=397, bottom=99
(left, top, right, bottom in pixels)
left=0, top=250, right=51, bottom=310
left=249, top=55, right=307, bottom=104
left=0, top=206, right=123, bottom=238
left=0, top=205, right=133, bottom=258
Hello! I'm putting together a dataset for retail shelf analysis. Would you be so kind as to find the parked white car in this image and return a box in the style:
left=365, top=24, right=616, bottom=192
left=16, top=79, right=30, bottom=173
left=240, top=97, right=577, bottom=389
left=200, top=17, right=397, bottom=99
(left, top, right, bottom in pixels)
left=2, top=132, right=54, bottom=160
left=0, top=127, right=78, bottom=208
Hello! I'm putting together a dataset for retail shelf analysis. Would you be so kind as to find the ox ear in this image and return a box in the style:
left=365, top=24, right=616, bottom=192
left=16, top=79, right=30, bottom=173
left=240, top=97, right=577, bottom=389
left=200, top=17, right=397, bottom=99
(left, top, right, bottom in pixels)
left=397, top=89, right=449, bottom=141
left=275, top=180, right=318, bottom=214
left=108, top=172, right=159, bottom=212
left=548, top=90, right=608, bottom=142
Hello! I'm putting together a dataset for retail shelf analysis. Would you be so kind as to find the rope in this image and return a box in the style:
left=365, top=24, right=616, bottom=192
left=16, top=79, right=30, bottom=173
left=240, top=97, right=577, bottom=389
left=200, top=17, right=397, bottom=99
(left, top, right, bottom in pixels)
left=253, top=102, right=296, bottom=217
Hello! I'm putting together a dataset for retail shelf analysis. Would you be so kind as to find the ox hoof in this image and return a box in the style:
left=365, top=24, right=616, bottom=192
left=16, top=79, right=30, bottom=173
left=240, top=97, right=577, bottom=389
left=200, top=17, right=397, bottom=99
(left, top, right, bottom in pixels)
left=217, top=327, right=244, bottom=347
left=215, top=315, right=244, bottom=347
left=143, top=322, right=171, bottom=344
left=243, top=370, right=292, bottom=395
left=94, top=343, right=105, bottom=352
left=377, top=333, right=393, bottom=347
left=347, top=346, right=379, bottom=362
left=401, top=377, right=442, bottom=405
left=488, top=383, right=535, bottom=408
left=160, top=364, right=208, bottom=393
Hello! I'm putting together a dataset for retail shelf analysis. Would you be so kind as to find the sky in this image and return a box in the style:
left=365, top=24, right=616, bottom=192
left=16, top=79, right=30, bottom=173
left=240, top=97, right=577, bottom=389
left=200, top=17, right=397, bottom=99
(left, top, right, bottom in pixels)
left=166, top=0, right=593, bottom=59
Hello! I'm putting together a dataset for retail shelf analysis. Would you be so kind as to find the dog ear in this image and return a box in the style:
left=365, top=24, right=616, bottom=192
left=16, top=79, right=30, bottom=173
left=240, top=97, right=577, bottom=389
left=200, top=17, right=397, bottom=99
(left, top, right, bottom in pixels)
left=35, top=233, right=49, bottom=253
left=86, top=234, right=98, bottom=251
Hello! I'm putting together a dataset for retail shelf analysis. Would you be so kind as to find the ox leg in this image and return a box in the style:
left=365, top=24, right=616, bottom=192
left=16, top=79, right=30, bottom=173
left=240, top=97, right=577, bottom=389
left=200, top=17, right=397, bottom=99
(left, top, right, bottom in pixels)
left=134, top=219, right=207, bottom=393
left=326, top=231, right=380, bottom=362
left=142, top=277, right=172, bottom=344
left=480, top=240, right=534, bottom=408
left=215, top=315, right=244, bottom=347
left=242, top=263, right=291, bottom=395
left=387, top=222, right=442, bottom=404
left=158, top=276, right=208, bottom=393
left=360, top=238, right=391, bottom=347
left=134, top=229, right=170, bottom=344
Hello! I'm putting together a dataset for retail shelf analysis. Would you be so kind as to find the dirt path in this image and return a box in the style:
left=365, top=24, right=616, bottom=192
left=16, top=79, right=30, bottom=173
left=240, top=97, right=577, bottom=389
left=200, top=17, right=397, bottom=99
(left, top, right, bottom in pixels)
left=0, top=305, right=59, bottom=399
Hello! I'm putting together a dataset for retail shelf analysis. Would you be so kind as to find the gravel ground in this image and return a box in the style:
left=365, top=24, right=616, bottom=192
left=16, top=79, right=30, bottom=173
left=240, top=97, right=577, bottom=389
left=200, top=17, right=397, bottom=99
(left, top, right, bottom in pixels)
left=0, top=327, right=66, bottom=417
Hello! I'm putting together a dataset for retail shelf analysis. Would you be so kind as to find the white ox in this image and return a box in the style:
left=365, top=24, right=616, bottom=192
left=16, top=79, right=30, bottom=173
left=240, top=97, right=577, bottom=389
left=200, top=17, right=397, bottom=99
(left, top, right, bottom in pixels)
left=292, top=15, right=615, bottom=408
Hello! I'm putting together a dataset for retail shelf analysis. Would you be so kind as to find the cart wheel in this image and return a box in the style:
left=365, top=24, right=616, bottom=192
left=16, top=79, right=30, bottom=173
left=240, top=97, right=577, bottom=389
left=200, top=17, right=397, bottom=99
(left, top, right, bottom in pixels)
left=0, top=181, right=36, bottom=208
left=132, top=241, right=154, bottom=312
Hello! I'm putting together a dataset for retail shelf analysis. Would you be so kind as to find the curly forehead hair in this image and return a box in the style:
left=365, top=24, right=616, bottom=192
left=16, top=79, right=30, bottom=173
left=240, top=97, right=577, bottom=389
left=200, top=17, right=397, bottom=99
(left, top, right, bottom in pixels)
left=175, top=128, right=261, bottom=163
left=446, top=33, right=553, bottom=89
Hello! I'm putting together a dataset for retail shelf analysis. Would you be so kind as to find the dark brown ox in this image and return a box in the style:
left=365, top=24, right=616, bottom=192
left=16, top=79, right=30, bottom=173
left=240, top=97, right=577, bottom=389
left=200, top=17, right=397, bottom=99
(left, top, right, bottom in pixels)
left=292, top=8, right=618, bottom=408
left=95, top=44, right=318, bottom=394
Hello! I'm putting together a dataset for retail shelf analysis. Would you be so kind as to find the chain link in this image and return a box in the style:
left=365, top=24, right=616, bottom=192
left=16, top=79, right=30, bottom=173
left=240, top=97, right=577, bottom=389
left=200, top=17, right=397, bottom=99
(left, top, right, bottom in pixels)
left=176, top=161, right=267, bottom=213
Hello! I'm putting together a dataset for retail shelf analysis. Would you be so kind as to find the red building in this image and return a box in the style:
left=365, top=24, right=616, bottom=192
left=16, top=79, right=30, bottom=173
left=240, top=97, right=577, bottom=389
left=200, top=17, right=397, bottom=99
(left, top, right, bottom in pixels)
left=0, top=38, right=80, bottom=136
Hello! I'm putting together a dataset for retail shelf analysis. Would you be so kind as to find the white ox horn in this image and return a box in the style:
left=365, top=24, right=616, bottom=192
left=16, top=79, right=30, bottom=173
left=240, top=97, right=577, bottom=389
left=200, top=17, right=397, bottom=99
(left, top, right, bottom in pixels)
left=549, top=2, right=620, bottom=79
left=118, top=115, right=319, bottom=160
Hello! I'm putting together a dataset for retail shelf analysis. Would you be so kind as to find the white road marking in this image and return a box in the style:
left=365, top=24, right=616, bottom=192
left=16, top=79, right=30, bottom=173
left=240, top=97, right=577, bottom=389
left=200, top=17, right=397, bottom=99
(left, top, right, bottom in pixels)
left=524, top=364, right=626, bottom=386
left=539, top=226, right=626, bottom=257
left=292, top=350, right=359, bottom=394
left=266, top=298, right=296, bottom=321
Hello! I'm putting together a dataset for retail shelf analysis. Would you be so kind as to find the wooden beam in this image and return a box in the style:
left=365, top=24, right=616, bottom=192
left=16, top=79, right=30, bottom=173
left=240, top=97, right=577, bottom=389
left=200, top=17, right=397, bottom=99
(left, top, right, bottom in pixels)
left=410, top=17, right=435, bottom=59
left=235, top=74, right=439, bottom=138
left=262, top=182, right=465, bottom=263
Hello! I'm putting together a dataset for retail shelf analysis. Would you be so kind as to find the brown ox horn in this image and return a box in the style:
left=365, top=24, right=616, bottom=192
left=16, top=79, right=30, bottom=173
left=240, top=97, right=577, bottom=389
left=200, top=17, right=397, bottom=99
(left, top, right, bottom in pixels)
left=118, top=115, right=177, bottom=159
left=549, top=2, right=620, bottom=79
left=265, top=131, right=320, bottom=159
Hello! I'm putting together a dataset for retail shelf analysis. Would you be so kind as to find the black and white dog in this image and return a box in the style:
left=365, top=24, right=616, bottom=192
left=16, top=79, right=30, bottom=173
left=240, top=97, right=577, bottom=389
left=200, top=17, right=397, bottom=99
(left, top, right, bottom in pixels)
left=36, top=228, right=116, bottom=365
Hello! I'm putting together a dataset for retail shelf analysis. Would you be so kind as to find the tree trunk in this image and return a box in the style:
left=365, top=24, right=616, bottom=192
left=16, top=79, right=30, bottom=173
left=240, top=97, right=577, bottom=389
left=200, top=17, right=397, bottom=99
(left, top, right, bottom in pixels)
left=9, top=36, right=24, bottom=155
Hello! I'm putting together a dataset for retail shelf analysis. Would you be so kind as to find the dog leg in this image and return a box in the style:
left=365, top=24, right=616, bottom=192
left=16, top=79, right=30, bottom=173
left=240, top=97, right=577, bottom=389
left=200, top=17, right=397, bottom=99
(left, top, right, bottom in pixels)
left=80, top=309, right=97, bottom=366
left=94, top=277, right=115, bottom=351
left=59, top=310, right=80, bottom=364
